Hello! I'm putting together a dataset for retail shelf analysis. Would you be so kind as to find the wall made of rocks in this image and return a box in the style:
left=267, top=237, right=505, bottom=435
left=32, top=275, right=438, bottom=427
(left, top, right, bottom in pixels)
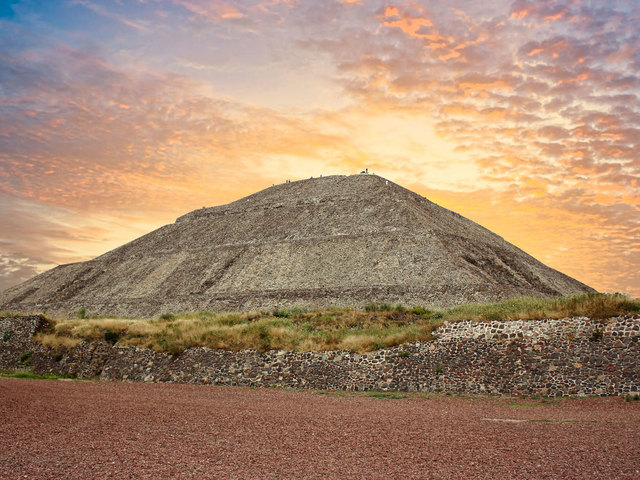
left=1, top=315, right=638, bottom=396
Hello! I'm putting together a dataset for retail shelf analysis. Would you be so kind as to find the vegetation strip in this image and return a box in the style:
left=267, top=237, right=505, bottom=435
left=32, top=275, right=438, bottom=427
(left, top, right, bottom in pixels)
left=0, top=370, right=79, bottom=381
left=12, top=293, right=639, bottom=355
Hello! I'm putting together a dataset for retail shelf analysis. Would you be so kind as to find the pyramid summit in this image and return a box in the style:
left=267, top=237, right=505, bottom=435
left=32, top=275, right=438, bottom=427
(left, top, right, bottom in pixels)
left=0, top=174, right=593, bottom=317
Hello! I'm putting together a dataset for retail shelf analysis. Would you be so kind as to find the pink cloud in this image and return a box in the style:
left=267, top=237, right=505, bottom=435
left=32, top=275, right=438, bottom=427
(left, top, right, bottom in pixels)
left=172, top=0, right=244, bottom=20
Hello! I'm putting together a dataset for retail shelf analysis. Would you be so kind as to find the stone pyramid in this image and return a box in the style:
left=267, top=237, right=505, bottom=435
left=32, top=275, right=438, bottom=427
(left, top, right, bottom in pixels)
left=0, top=174, right=593, bottom=317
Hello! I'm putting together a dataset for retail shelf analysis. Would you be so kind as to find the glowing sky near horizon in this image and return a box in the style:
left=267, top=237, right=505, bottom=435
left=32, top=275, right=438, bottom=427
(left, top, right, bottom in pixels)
left=0, top=0, right=638, bottom=297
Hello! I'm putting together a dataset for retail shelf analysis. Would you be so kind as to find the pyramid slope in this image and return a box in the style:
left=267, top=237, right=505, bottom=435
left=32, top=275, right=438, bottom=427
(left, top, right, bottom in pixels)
left=0, top=174, right=594, bottom=317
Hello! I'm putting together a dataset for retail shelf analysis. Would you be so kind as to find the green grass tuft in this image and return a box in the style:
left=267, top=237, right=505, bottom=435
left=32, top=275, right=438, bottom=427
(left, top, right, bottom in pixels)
left=19, top=350, right=33, bottom=365
left=366, top=391, right=409, bottom=399
left=1, top=369, right=78, bottom=380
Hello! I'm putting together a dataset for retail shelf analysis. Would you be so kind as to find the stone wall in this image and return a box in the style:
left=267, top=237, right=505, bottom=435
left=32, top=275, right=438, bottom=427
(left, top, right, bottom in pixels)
left=1, top=315, right=638, bottom=396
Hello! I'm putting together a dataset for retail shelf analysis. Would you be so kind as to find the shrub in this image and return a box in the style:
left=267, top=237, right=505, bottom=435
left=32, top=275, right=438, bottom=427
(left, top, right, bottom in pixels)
left=398, top=351, right=411, bottom=358
left=625, top=393, right=640, bottom=402
left=289, top=306, right=308, bottom=315
left=76, top=307, right=86, bottom=319
left=272, top=309, right=291, bottom=318
left=241, top=323, right=272, bottom=351
left=104, top=330, right=120, bottom=345
left=257, top=325, right=271, bottom=351
left=410, top=306, right=430, bottom=316
left=20, top=350, right=33, bottom=365
left=216, top=314, right=245, bottom=327
left=2, top=329, right=11, bottom=341
left=301, top=322, right=315, bottom=333
left=159, top=313, right=175, bottom=321
left=364, top=303, right=394, bottom=312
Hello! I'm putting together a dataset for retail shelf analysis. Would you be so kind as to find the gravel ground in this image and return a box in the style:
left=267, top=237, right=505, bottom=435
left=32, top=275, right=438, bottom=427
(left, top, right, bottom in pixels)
left=1, top=378, right=639, bottom=479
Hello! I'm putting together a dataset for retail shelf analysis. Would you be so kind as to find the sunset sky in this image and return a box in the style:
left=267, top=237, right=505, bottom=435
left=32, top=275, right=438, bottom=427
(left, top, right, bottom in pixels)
left=0, top=0, right=638, bottom=297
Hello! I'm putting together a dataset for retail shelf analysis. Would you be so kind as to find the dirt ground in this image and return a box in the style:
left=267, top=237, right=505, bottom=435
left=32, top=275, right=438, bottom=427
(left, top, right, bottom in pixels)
left=1, top=378, right=639, bottom=479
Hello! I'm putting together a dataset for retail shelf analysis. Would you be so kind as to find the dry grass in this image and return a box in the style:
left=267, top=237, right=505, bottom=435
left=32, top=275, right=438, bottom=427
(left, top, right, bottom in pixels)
left=33, top=293, right=639, bottom=354
left=35, top=333, right=82, bottom=350
left=36, top=309, right=442, bottom=354
left=440, top=292, right=639, bottom=322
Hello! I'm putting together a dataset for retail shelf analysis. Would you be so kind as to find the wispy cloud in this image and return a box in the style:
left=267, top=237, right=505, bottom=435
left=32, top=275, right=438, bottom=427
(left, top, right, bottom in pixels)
left=171, top=0, right=245, bottom=20
left=70, top=0, right=148, bottom=30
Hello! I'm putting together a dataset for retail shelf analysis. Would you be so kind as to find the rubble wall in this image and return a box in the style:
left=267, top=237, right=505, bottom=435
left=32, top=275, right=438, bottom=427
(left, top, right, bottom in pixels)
left=1, top=315, right=638, bottom=397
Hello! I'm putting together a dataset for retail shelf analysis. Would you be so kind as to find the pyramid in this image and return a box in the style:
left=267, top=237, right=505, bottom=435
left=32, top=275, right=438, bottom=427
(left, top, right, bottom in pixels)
left=0, top=174, right=593, bottom=317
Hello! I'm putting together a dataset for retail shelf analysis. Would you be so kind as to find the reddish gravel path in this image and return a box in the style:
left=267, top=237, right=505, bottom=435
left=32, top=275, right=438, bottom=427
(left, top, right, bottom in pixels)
left=1, top=378, right=639, bottom=479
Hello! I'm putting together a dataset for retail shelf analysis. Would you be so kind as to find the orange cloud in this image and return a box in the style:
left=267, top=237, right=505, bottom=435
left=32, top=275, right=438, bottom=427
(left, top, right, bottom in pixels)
left=457, top=76, right=515, bottom=93
left=172, top=0, right=243, bottom=20
left=441, top=104, right=508, bottom=121
left=545, top=8, right=567, bottom=22
left=378, top=5, right=438, bottom=40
